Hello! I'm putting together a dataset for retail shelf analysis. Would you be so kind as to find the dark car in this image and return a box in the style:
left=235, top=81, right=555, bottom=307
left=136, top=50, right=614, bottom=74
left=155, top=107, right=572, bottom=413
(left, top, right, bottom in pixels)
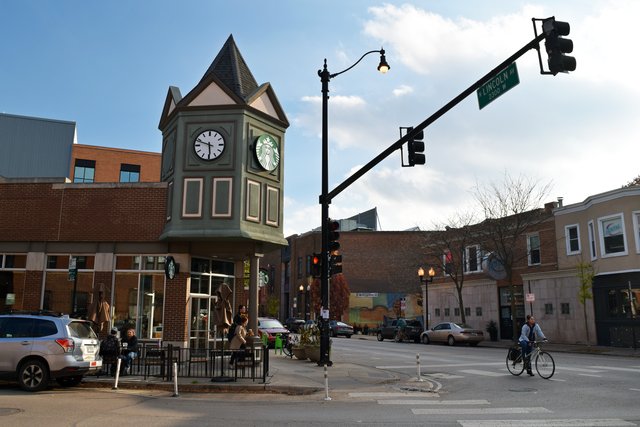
left=257, top=317, right=289, bottom=347
left=284, top=318, right=305, bottom=333
left=329, top=320, right=353, bottom=338
left=420, top=322, right=484, bottom=346
left=376, top=318, right=423, bottom=343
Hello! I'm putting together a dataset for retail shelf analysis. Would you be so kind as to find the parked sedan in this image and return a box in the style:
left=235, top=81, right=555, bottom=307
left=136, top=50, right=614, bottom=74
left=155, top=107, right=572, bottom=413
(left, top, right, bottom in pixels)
left=257, top=317, right=289, bottom=347
left=420, top=322, right=485, bottom=346
left=329, top=320, right=353, bottom=338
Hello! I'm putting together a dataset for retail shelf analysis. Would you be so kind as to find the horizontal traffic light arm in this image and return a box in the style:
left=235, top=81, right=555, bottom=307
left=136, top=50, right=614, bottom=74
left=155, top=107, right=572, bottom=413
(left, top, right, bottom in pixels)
left=323, top=30, right=546, bottom=204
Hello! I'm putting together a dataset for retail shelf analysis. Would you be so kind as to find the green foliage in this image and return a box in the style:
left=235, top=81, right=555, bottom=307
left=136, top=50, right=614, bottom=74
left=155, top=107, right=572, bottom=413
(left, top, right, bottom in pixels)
left=576, top=261, right=594, bottom=304
left=266, top=295, right=280, bottom=318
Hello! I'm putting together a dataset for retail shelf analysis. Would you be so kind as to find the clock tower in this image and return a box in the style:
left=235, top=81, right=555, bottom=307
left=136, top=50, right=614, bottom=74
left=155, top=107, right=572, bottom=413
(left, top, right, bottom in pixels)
left=158, top=35, right=289, bottom=335
left=158, top=35, right=288, bottom=248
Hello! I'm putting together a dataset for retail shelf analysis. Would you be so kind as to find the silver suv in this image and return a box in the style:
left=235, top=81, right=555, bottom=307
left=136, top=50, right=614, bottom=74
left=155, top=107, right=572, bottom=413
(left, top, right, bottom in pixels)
left=0, top=311, right=102, bottom=391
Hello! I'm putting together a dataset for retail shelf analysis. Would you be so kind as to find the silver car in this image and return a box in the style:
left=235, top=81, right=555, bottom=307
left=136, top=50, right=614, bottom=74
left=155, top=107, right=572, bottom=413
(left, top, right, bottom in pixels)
left=420, top=322, right=485, bottom=346
left=0, top=312, right=102, bottom=391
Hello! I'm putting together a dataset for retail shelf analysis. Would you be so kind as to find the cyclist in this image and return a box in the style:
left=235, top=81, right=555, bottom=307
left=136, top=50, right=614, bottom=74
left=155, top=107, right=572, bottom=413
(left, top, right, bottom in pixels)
left=519, top=315, right=547, bottom=376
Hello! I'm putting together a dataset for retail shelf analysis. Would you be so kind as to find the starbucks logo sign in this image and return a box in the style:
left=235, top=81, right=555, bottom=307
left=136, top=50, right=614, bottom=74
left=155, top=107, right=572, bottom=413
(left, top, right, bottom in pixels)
left=254, top=134, right=280, bottom=171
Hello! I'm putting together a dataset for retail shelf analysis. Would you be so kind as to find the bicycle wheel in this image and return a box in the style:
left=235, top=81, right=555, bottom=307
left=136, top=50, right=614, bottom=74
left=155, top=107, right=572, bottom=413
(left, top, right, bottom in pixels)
left=282, top=345, right=293, bottom=358
left=535, top=351, right=555, bottom=379
left=506, top=349, right=525, bottom=376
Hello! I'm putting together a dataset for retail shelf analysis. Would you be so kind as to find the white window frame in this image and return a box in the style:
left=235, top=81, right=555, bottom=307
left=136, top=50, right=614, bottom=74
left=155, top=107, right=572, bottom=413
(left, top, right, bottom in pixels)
left=598, top=213, right=628, bottom=257
left=565, top=224, right=581, bottom=255
left=464, top=245, right=482, bottom=273
left=527, top=233, right=541, bottom=266
left=587, top=220, right=597, bottom=260
left=633, top=211, right=640, bottom=254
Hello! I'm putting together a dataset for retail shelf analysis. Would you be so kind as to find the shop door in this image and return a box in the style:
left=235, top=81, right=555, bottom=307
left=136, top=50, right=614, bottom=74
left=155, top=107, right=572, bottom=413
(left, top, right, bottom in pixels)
left=499, top=286, right=525, bottom=340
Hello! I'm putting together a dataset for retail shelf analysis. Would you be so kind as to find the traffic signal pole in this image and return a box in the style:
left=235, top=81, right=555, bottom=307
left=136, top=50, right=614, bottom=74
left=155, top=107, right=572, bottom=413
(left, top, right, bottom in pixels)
left=326, top=31, right=546, bottom=203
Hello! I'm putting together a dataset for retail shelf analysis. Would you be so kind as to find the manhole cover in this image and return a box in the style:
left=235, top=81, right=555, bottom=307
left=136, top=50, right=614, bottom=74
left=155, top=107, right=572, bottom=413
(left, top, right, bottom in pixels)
left=508, top=387, right=537, bottom=393
left=0, top=408, right=21, bottom=416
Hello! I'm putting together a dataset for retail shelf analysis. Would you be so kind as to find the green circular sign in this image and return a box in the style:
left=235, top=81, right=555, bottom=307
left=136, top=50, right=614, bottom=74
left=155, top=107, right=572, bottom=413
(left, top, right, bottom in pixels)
left=255, top=134, right=280, bottom=171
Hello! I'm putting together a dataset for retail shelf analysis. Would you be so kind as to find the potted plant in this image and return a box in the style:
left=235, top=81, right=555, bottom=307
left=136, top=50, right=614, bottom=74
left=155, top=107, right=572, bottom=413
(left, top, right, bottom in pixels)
left=304, top=324, right=322, bottom=363
left=291, top=325, right=312, bottom=360
left=486, top=320, right=499, bottom=341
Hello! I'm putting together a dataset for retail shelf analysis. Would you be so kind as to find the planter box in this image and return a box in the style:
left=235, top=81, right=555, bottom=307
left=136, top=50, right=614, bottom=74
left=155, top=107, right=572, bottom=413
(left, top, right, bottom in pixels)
left=292, top=346, right=307, bottom=360
left=305, top=345, right=321, bottom=363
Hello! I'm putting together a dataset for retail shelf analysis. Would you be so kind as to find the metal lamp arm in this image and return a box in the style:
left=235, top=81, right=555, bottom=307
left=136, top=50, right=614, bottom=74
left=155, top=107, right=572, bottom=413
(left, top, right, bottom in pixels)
left=328, top=49, right=384, bottom=79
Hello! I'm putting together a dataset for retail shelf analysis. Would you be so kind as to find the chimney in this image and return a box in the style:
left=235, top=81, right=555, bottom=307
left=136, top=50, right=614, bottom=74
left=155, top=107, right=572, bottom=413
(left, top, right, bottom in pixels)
left=557, top=197, right=564, bottom=208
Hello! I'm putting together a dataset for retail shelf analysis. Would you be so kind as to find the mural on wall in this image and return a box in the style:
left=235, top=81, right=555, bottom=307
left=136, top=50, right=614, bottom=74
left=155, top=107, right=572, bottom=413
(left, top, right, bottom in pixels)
left=347, top=292, right=422, bottom=327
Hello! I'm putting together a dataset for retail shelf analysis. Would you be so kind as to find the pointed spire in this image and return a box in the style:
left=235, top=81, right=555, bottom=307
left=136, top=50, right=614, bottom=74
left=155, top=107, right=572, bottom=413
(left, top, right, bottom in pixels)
left=201, top=34, right=258, bottom=101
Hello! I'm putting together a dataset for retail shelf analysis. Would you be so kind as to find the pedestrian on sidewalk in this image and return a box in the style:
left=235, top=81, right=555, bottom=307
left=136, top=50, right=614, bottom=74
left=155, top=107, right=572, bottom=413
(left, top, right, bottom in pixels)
left=99, top=327, right=121, bottom=376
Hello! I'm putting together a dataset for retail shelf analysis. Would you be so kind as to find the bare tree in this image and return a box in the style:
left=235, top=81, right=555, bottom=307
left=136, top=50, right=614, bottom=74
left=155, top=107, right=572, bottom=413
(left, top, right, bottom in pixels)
left=623, top=174, right=640, bottom=187
left=473, top=172, right=552, bottom=340
left=423, top=211, right=478, bottom=325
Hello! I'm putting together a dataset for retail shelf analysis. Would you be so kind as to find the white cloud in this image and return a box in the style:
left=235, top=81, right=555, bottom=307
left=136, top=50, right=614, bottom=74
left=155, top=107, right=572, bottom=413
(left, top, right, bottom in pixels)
left=285, top=1, right=640, bottom=235
left=393, top=84, right=413, bottom=97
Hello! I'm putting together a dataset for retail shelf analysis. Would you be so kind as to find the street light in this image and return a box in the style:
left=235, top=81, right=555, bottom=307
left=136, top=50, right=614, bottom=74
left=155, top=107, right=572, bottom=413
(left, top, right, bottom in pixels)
left=318, top=48, right=389, bottom=367
left=299, top=284, right=304, bottom=318
left=418, top=266, right=436, bottom=332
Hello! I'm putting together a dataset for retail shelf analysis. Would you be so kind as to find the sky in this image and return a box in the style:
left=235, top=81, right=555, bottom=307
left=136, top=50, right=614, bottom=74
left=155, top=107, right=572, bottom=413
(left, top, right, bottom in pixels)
left=1, top=1, right=638, bottom=237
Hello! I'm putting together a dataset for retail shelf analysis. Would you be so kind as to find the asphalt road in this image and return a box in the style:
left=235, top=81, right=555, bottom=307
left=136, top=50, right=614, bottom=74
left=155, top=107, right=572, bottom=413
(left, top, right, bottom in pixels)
left=0, top=337, right=638, bottom=426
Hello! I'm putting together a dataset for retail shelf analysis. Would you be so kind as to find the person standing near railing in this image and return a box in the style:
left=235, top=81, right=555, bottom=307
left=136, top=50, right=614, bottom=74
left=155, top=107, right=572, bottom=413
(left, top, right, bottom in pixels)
left=519, top=315, right=547, bottom=376
left=229, top=315, right=250, bottom=367
left=121, top=328, right=139, bottom=375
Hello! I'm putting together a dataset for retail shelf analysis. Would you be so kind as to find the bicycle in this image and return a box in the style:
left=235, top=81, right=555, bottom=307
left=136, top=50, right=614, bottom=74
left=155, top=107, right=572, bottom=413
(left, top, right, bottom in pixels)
left=506, top=340, right=555, bottom=379
left=282, top=334, right=298, bottom=358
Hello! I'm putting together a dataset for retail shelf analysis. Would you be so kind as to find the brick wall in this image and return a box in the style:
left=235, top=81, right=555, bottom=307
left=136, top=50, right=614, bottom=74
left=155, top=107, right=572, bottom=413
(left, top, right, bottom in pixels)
left=0, top=182, right=167, bottom=242
left=163, top=272, right=189, bottom=342
left=71, top=145, right=161, bottom=183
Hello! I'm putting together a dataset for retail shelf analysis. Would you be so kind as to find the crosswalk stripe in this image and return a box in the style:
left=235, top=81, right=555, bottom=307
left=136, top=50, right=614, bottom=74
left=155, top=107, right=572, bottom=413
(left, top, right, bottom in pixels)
left=376, top=362, right=503, bottom=369
left=578, top=373, right=602, bottom=378
left=412, top=407, right=552, bottom=415
left=459, top=369, right=508, bottom=377
left=458, top=419, right=636, bottom=427
left=590, top=366, right=640, bottom=374
left=348, top=392, right=439, bottom=398
left=378, top=399, right=489, bottom=405
left=557, top=366, right=604, bottom=374
left=427, top=372, right=465, bottom=379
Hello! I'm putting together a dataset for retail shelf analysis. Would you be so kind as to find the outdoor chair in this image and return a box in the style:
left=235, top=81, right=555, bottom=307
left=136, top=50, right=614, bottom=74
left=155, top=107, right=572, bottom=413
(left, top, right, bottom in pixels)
left=143, top=348, right=166, bottom=380
left=188, top=348, right=209, bottom=377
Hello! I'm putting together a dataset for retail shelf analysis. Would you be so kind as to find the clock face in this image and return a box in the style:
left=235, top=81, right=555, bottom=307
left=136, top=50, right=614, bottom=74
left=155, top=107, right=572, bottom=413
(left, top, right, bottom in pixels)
left=254, top=134, right=280, bottom=171
left=194, top=130, right=225, bottom=161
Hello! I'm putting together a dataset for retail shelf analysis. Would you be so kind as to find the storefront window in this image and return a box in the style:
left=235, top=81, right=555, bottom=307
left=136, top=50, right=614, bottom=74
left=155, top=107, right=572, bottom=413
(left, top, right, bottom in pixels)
left=43, top=271, right=94, bottom=317
left=189, top=258, right=235, bottom=349
left=113, top=255, right=165, bottom=340
left=112, top=272, right=164, bottom=339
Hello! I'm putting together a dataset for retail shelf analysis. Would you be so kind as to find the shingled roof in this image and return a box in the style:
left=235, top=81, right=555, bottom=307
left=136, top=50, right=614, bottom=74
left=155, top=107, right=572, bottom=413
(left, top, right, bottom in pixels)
left=200, top=34, right=258, bottom=101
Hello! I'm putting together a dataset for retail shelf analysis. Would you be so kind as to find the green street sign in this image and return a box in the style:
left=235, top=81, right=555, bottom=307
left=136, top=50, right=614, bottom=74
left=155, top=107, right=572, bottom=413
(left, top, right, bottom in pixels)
left=477, top=62, right=520, bottom=110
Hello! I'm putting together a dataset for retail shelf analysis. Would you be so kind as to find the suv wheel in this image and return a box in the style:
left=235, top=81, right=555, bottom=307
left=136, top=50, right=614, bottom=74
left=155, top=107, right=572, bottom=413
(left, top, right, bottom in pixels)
left=377, top=331, right=383, bottom=341
left=56, top=376, right=83, bottom=387
left=18, top=359, right=49, bottom=392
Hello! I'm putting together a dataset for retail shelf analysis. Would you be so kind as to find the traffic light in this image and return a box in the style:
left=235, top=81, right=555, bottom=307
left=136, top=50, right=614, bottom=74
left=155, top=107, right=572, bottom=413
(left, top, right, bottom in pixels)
left=407, top=126, right=425, bottom=166
left=330, top=252, right=343, bottom=276
left=543, top=17, right=576, bottom=75
left=311, top=253, right=322, bottom=278
left=327, top=219, right=340, bottom=252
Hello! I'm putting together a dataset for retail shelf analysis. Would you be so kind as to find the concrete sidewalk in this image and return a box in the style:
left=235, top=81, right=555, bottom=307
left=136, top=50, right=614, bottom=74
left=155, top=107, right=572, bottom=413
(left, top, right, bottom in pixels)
left=80, top=334, right=639, bottom=395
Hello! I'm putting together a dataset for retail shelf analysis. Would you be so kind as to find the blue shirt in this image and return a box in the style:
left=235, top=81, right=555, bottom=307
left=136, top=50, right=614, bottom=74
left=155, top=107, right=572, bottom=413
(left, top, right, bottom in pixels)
left=520, top=322, right=546, bottom=343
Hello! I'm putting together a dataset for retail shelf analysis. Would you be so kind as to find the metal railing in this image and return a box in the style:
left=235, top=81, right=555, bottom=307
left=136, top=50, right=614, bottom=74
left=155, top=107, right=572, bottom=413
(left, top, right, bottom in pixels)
left=122, top=343, right=269, bottom=383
